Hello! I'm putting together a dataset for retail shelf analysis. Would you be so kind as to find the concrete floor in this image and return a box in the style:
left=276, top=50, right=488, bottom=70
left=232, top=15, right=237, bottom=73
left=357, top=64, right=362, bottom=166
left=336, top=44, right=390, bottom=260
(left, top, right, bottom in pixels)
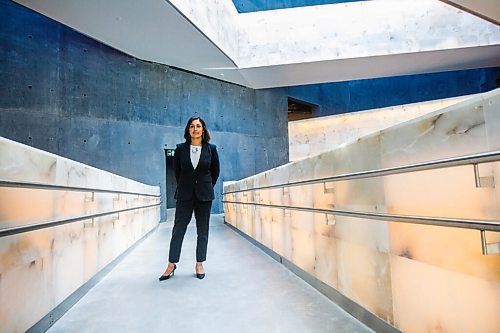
left=47, top=215, right=373, bottom=333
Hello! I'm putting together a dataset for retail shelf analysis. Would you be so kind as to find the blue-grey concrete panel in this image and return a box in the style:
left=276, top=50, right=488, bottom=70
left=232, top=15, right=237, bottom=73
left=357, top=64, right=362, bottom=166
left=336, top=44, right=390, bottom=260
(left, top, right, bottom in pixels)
left=287, top=67, right=500, bottom=117
left=0, top=0, right=289, bottom=219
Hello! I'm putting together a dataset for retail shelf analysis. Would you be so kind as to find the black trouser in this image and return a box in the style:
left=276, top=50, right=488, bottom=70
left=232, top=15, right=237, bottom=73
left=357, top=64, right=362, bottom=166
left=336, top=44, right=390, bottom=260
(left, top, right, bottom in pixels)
left=168, top=196, right=212, bottom=263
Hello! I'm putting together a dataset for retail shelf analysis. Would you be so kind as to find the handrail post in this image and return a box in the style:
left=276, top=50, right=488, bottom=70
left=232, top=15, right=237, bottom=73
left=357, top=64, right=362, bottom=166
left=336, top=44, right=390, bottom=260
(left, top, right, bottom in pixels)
left=481, top=230, right=488, bottom=255
left=474, top=164, right=481, bottom=187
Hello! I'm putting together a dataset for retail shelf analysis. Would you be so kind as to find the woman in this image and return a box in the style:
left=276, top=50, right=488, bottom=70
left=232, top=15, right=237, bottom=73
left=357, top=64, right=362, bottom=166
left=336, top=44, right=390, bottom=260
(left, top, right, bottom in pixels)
left=159, top=116, right=220, bottom=281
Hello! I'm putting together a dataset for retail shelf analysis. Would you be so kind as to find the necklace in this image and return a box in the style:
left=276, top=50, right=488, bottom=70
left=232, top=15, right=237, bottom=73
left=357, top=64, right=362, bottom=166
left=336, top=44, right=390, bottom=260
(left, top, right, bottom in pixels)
left=191, top=146, right=200, bottom=153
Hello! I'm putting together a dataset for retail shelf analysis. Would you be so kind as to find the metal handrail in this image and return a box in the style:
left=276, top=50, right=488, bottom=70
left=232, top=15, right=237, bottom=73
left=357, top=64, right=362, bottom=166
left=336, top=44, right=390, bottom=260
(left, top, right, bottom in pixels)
left=0, top=180, right=161, bottom=197
left=0, top=202, right=161, bottom=238
left=222, top=200, right=500, bottom=232
left=223, top=150, right=500, bottom=194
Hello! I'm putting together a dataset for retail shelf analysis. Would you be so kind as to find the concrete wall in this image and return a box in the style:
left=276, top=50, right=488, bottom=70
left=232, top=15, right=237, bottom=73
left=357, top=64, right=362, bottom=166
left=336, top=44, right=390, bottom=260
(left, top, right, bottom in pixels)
left=286, top=67, right=500, bottom=117
left=0, top=0, right=289, bottom=218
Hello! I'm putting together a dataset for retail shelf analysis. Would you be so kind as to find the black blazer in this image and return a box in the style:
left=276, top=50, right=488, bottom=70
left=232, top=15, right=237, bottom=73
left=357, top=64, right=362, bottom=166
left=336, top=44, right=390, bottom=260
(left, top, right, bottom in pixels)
left=173, top=142, right=220, bottom=201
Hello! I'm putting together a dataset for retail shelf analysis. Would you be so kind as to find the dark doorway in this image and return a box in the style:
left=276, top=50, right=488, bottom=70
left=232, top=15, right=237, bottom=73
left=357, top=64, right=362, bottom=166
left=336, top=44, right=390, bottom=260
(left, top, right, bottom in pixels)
left=288, top=97, right=317, bottom=121
left=164, top=148, right=176, bottom=208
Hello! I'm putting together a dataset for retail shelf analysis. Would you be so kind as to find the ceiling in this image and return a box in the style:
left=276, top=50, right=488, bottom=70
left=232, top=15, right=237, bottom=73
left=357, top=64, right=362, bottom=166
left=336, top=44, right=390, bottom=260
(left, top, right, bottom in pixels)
left=12, top=0, right=500, bottom=89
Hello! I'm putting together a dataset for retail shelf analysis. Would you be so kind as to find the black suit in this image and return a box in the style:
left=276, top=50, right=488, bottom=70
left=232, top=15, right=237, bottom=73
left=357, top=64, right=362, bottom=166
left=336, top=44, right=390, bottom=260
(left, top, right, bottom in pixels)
left=168, top=142, right=220, bottom=263
left=173, top=142, right=220, bottom=201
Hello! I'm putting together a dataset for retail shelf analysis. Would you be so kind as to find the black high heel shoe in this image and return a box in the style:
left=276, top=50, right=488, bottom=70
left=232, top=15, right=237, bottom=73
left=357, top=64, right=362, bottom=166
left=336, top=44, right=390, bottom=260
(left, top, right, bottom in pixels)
left=159, top=263, right=176, bottom=281
left=195, top=264, right=205, bottom=279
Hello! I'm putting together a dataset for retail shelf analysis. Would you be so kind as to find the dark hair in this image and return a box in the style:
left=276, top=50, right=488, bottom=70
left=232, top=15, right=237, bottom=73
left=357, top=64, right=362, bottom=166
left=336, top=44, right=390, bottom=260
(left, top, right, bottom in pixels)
left=184, top=116, right=211, bottom=144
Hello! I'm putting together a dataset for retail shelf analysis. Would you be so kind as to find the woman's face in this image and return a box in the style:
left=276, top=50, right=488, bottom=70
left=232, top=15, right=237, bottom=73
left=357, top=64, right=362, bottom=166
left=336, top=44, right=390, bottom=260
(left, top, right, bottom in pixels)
left=189, top=119, right=203, bottom=140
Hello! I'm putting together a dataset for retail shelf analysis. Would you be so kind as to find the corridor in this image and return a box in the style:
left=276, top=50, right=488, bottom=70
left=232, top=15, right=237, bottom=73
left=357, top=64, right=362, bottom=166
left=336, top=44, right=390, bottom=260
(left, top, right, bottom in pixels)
left=45, top=215, right=372, bottom=333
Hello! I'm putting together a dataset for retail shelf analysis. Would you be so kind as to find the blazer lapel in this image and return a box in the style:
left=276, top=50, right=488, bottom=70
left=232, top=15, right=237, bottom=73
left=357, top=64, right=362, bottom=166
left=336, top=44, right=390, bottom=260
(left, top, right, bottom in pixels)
left=184, top=143, right=195, bottom=171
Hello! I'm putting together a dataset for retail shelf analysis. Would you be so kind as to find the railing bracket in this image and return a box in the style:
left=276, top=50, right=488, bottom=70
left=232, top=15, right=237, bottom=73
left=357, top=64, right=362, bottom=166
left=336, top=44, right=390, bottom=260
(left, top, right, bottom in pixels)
left=85, top=191, right=95, bottom=202
left=323, top=182, right=335, bottom=194
left=481, top=230, right=500, bottom=255
left=473, top=164, right=495, bottom=188
left=83, top=217, right=95, bottom=228
left=325, top=213, right=336, bottom=225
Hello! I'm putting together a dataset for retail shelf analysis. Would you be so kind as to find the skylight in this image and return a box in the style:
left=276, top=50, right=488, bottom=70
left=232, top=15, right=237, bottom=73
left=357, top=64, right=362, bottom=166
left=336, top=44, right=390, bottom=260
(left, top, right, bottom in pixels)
left=232, top=0, right=367, bottom=13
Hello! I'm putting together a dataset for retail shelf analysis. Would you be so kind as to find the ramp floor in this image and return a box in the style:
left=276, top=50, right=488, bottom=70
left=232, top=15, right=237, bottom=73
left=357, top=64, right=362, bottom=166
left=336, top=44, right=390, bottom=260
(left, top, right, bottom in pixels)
left=47, top=215, right=373, bottom=333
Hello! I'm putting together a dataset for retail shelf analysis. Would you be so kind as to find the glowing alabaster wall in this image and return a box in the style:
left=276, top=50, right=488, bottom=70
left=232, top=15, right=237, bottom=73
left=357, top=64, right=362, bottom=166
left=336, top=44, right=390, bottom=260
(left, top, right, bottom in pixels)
left=0, top=137, right=160, bottom=333
left=224, top=88, right=500, bottom=333
left=288, top=94, right=472, bottom=161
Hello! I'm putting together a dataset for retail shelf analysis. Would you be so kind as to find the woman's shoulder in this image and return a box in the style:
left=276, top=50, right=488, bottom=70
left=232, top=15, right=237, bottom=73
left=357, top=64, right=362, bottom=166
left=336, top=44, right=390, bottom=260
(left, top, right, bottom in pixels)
left=207, top=143, right=217, bottom=149
left=176, top=142, right=187, bottom=149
